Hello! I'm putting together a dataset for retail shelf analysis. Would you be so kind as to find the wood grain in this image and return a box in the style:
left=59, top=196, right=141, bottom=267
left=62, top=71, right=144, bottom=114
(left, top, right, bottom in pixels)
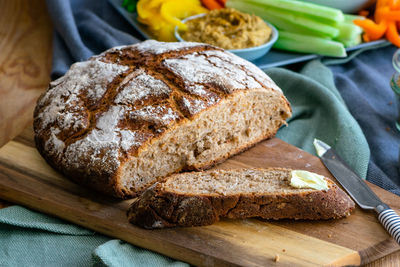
left=0, top=126, right=399, bottom=266
left=0, top=0, right=52, bottom=148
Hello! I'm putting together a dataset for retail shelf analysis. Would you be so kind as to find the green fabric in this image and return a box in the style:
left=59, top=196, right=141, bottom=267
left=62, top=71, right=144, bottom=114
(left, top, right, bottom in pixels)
left=92, top=240, right=189, bottom=267
left=0, top=207, right=186, bottom=267
left=0, top=207, right=108, bottom=267
left=0, top=60, right=370, bottom=266
left=322, top=41, right=391, bottom=66
left=269, top=60, right=370, bottom=179
left=0, top=205, right=93, bottom=235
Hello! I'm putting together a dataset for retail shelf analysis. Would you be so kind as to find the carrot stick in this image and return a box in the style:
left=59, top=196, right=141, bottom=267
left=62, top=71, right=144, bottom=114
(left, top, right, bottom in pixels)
left=358, top=10, right=369, bottom=17
left=357, top=0, right=400, bottom=45
left=362, top=33, right=371, bottom=42
left=390, top=0, right=400, bottom=9
left=386, top=21, right=400, bottom=46
left=201, top=0, right=223, bottom=9
left=216, top=0, right=226, bottom=6
left=375, top=0, right=391, bottom=22
left=393, top=0, right=400, bottom=9
left=354, top=19, right=388, bottom=40
left=377, top=0, right=391, bottom=8
left=376, top=8, right=400, bottom=19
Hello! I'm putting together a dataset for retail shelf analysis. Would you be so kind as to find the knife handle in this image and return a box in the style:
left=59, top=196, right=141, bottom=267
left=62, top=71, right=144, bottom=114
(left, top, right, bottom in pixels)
left=376, top=204, right=400, bottom=245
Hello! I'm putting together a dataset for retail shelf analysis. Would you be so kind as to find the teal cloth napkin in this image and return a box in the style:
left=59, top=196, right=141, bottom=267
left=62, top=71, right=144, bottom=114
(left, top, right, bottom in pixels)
left=272, top=60, right=370, bottom=179
left=0, top=60, right=369, bottom=266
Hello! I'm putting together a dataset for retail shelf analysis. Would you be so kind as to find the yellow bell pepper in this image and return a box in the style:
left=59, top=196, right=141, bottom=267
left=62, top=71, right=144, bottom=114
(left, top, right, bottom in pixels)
left=137, top=0, right=208, bottom=41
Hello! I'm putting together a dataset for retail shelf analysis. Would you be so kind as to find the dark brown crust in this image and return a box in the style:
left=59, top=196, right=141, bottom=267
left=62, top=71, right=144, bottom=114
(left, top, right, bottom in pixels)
left=34, top=41, right=292, bottom=199
left=127, top=168, right=355, bottom=229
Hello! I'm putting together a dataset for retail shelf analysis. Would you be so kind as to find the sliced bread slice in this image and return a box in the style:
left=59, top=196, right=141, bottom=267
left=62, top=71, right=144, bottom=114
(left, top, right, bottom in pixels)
left=127, top=168, right=355, bottom=229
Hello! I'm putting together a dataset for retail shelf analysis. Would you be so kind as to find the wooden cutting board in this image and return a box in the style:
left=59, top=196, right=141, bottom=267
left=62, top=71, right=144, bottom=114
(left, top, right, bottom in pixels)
left=0, top=126, right=398, bottom=266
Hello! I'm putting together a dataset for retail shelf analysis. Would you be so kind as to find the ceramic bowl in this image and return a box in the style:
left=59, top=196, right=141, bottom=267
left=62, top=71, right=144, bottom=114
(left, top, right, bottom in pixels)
left=300, top=0, right=376, bottom=13
left=175, top=14, right=278, bottom=61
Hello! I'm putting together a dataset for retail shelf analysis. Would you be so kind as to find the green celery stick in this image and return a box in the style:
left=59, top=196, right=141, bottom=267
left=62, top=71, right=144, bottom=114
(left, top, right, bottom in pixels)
left=244, top=0, right=344, bottom=24
left=273, top=31, right=347, bottom=57
left=334, top=14, right=363, bottom=47
left=227, top=0, right=339, bottom=38
left=321, top=13, right=365, bottom=27
left=336, top=21, right=362, bottom=41
left=335, top=34, right=362, bottom=48
left=344, top=14, right=365, bottom=23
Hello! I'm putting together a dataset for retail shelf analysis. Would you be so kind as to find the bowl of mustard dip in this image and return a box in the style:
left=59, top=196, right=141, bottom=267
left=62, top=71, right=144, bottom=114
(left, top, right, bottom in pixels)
left=175, top=8, right=278, bottom=61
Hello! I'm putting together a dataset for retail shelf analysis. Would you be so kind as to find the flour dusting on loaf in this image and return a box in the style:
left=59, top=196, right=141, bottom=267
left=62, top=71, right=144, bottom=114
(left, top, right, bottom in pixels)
left=114, top=68, right=171, bottom=105
left=34, top=40, right=292, bottom=198
left=135, top=40, right=203, bottom=54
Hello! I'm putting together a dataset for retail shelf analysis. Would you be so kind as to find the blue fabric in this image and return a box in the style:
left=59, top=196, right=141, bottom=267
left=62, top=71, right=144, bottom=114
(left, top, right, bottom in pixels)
left=325, top=45, right=400, bottom=195
left=46, top=0, right=141, bottom=79
left=270, top=61, right=370, bottom=179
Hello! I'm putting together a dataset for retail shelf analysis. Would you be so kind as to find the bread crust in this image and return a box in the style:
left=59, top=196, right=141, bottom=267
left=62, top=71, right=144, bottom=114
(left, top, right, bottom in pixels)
left=127, top=168, right=355, bottom=229
left=34, top=40, right=291, bottom=198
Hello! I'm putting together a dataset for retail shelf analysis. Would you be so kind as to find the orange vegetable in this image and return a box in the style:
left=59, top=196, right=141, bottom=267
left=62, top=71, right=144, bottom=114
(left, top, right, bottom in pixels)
left=390, top=0, right=400, bottom=9
left=363, top=33, right=370, bottom=42
left=201, top=0, right=223, bottom=9
left=354, top=19, right=387, bottom=40
left=358, top=10, right=369, bottom=17
left=216, top=0, right=227, bottom=6
left=375, top=4, right=390, bottom=22
left=376, top=8, right=400, bottom=20
left=386, top=21, right=400, bottom=46
left=355, top=0, right=400, bottom=47
left=376, top=0, right=391, bottom=8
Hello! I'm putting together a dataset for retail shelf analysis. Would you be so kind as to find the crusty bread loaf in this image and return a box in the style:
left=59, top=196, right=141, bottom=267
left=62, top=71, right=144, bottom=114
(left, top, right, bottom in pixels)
left=33, top=40, right=291, bottom=198
left=127, top=168, right=355, bottom=229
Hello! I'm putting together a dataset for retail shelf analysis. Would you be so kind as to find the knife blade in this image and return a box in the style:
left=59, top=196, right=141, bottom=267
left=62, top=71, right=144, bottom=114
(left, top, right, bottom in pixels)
left=313, top=138, right=400, bottom=245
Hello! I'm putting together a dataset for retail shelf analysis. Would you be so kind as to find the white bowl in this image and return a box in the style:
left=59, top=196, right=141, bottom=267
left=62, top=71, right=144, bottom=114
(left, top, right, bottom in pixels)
left=300, top=0, right=376, bottom=13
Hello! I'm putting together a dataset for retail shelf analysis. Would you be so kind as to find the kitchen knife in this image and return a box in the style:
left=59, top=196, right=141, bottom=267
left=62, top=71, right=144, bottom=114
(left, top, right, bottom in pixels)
left=313, top=138, right=400, bottom=245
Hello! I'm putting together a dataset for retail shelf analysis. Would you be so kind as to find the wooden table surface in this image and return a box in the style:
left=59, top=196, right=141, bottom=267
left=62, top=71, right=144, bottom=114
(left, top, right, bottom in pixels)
left=0, top=0, right=398, bottom=266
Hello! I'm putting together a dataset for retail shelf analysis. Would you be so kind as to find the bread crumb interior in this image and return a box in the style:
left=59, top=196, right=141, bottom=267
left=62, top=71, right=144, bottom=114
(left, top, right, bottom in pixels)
left=119, top=89, right=290, bottom=194
left=162, top=169, right=315, bottom=195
